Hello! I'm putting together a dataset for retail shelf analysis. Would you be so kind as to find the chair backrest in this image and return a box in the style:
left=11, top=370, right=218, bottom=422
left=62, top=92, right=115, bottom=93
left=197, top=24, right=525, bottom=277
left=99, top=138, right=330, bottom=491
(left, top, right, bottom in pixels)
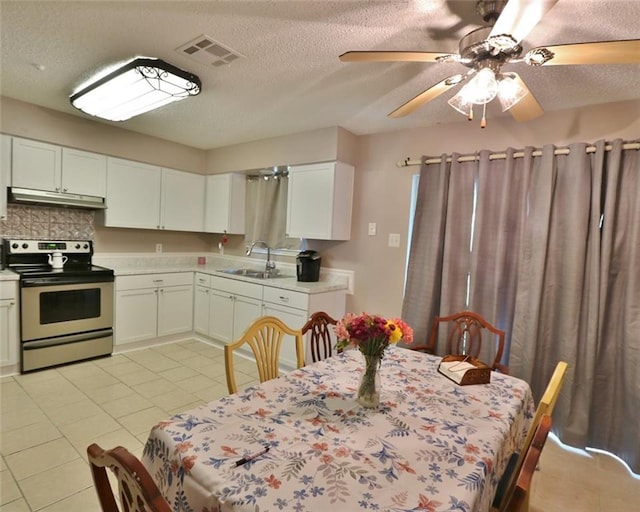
left=427, top=311, right=508, bottom=373
left=501, top=415, right=552, bottom=512
left=87, top=443, right=171, bottom=512
left=493, top=361, right=568, bottom=511
left=224, top=315, right=305, bottom=394
left=301, top=311, right=338, bottom=363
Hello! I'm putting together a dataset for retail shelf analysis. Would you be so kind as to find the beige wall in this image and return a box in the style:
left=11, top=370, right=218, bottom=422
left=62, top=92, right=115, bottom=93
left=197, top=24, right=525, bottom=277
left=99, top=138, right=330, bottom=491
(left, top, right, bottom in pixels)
left=0, top=97, right=207, bottom=173
left=2, top=94, right=639, bottom=316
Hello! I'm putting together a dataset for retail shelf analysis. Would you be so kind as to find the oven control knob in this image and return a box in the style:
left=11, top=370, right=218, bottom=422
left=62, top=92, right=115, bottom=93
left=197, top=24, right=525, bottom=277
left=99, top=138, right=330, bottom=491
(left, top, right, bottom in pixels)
left=83, top=243, right=89, bottom=249
left=12, top=243, right=19, bottom=249
left=22, top=243, right=29, bottom=249
left=75, top=244, right=81, bottom=249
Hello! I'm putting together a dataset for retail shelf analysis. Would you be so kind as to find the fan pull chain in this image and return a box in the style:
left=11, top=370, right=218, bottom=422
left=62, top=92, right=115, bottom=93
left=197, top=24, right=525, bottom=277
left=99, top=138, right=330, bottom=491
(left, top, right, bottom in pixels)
left=468, top=105, right=473, bottom=121
left=481, top=102, right=487, bottom=129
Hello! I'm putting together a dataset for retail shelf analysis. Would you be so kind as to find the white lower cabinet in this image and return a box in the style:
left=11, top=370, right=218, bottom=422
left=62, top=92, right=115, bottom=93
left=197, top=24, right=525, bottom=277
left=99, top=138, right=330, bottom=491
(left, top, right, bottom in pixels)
left=0, top=281, right=19, bottom=367
left=195, top=274, right=263, bottom=344
left=194, top=272, right=346, bottom=369
left=115, top=273, right=193, bottom=345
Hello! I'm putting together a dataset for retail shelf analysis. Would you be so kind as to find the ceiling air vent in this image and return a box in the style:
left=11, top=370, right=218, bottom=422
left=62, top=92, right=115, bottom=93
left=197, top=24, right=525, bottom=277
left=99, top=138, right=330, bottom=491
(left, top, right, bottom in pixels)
left=176, top=35, right=244, bottom=68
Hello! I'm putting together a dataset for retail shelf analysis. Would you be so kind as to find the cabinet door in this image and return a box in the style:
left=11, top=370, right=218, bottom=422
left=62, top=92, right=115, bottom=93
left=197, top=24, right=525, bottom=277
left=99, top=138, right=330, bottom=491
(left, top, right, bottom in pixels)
left=209, top=290, right=235, bottom=343
left=0, top=134, right=10, bottom=220
left=286, top=161, right=354, bottom=240
left=0, top=298, right=18, bottom=366
left=104, top=158, right=162, bottom=229
left=12, top=137, right=61, bottom=192
left=262, top=303, right=306, bottom=370
left=158, top=285, right=194, bottom=337
left=115, top=288, right=158, bottom=345
left=160, top=168, right=205, bottom=232
left=233, top=295, right=263, bottom=341
left=193, top=286, right=210, bottom=336
left=204, top=173, right=245, bottom=234
left=62, top=148, right=107, bottom=197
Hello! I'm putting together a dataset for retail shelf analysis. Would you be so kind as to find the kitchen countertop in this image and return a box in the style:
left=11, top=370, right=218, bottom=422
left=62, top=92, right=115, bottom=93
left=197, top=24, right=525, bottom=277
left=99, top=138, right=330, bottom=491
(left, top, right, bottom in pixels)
left=0, top=270, right=19, bottom=282
left=94, top=254, right=350, bottom=295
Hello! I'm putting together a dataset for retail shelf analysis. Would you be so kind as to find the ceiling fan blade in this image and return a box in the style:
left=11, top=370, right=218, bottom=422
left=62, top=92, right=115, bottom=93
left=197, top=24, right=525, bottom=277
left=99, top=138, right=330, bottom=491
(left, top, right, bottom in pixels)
left=507, top=74, right=543, bottom=122
left=489, top=0, right=558, bottom=44
left=529, top=40, right=640, bottom=65
left=388, top=77, right=459, bottom=118
left=339, top=51, right=453, bottom=63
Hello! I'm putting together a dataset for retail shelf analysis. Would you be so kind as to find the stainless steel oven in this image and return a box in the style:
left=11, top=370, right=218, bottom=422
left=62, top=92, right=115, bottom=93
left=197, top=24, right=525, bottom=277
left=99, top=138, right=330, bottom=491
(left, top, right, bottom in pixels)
left=3, top=239, right=115, bottom=372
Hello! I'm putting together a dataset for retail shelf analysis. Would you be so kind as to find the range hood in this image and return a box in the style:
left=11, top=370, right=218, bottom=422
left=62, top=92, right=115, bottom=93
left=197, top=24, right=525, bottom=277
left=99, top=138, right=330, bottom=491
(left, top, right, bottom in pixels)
left=9, top=187, right=107, bottom=209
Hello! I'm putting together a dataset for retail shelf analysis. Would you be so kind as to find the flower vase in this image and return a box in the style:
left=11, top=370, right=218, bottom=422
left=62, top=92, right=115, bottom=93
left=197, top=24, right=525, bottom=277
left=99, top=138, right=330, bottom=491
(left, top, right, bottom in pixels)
left=358, top=354, right=381, bottom=408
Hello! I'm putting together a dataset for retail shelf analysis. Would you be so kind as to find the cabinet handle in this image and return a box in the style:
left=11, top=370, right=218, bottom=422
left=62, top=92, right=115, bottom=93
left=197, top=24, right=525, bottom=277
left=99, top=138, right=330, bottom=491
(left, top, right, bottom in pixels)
left=62, top=188, right=68, bottom=192
left=279, top=296, right=290, bottom=303
left=153, top=280, right=163, bottom=283
left=55, top=186, right=60, bottom=192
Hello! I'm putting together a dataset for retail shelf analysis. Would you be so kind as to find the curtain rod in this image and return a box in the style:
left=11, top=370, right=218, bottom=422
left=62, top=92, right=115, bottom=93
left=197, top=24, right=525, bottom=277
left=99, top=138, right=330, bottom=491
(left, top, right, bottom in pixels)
left=396, top=141, right=640, bottom=168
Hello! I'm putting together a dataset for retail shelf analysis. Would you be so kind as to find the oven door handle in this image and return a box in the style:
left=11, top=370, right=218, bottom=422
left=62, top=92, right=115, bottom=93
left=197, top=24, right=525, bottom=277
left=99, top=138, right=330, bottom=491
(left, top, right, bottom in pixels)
left=22, top=329, right=113, bottom=349
left=21, top=276, right=114, bottom=287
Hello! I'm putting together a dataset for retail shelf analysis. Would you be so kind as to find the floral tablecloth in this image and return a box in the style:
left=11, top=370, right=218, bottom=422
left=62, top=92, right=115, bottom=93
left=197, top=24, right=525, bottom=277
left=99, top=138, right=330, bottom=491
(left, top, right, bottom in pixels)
left=142, top=346, right=534, bottom=512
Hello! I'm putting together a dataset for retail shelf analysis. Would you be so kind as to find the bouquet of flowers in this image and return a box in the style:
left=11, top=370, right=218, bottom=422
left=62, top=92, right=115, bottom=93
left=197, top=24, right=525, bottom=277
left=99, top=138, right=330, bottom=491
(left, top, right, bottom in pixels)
left=334, top=313, right=414, bottom=408
left=334, top=313, right=414, bottom=357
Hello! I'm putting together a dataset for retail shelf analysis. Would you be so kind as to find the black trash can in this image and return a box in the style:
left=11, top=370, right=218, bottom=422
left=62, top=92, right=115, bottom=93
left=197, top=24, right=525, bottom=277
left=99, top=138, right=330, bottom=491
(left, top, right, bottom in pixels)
left=296, top=250, right=321, bottom=282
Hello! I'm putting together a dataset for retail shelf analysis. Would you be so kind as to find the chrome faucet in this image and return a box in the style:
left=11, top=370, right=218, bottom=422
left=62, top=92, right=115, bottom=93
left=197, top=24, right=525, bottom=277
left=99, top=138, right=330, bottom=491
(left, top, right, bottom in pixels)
left=246, top=240, right=276, bottom=275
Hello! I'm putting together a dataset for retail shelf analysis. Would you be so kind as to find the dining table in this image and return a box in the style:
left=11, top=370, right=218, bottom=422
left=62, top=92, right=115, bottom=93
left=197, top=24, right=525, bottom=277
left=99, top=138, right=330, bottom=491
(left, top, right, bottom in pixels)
left=141, top=346, right=534, bottom=512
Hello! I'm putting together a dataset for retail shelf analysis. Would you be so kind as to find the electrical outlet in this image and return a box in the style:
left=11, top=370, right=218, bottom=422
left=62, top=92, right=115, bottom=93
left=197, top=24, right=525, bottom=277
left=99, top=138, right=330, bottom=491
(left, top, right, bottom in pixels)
left=388, top=233, right=400, bottom=248
left=368, top=222, right=377, bottom=236
left=155, top=243, right=163, bottom=253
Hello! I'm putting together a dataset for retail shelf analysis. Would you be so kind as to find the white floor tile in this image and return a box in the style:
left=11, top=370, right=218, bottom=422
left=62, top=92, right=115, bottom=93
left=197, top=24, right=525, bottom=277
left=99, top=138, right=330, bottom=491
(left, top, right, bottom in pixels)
left=18, top=458, right=92, bottom=511
left=6, top=438, right=79, bottom=481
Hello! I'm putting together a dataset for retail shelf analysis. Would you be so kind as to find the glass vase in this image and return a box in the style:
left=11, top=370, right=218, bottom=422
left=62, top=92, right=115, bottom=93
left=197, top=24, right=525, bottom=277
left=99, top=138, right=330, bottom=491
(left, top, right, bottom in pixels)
left=357, top=354, right=381, bottom=408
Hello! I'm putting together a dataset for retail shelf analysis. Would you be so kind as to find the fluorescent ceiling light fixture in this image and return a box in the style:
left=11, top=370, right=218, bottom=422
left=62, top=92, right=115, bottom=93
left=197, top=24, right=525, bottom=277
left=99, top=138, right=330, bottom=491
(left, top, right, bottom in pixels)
left=70, top=57, right=201, bottom=121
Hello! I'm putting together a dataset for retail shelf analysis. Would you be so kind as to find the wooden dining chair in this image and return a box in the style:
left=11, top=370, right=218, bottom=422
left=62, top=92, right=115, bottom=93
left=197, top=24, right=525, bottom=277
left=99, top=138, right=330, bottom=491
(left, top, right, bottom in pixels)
left=412, top=311, right=508, bottom=373
left=87, top=443, right=171, bottom=512
left=224, top=315, right=305, bottom=394
left=492, top=361, right=568, bottom=510
left=499, top=414, right=552, bottom=512
left=301, top=311, right=338, bottom=363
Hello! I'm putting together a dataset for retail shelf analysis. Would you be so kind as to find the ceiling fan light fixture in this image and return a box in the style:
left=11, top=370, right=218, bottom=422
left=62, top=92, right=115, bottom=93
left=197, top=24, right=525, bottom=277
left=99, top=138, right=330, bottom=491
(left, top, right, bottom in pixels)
left=70, top=57, right=201, bottom=122
left=458, top=67, right=499, bottom=105
left=497, top=74, right=528, bottom=111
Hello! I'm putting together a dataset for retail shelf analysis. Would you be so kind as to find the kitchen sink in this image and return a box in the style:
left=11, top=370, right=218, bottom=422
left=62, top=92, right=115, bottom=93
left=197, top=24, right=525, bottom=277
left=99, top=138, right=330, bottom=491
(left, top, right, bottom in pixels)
left=217, top=268, right=291, bottom=279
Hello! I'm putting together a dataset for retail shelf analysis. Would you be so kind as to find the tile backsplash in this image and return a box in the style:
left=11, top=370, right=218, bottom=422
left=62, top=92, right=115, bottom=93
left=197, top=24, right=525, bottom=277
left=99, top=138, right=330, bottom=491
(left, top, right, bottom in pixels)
left=0, top=204, right=95, bottom=240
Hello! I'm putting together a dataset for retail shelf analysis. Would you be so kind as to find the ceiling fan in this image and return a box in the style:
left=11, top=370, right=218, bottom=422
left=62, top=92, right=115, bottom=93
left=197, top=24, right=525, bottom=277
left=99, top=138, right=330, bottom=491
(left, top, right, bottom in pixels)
left=339, top=0, right=640, bottom=127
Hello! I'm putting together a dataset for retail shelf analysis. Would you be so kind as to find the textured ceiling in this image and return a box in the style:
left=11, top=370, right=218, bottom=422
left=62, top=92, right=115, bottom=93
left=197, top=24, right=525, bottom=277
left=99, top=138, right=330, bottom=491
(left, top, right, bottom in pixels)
left=1, top=0, right=639, bottom=150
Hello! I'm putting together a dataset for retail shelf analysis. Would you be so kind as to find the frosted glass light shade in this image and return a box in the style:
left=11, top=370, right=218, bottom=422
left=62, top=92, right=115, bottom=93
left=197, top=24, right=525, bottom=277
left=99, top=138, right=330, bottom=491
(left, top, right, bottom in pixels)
left=70, top=58, right=201, bottom=121
left=497, top=75, right=528, bottom=111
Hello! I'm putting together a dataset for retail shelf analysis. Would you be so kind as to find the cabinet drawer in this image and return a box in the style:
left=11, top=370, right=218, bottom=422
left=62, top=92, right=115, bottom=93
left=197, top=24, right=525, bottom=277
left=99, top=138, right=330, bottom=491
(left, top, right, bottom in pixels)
left=194, top=272, right=211, bottom=288
left=263, top=286, right=308, bottom=311
left=211, top=276, right=262, bottom=299
left=0, top=282, right=17, bottom=300
left=116, top=272, right=193, bottom=291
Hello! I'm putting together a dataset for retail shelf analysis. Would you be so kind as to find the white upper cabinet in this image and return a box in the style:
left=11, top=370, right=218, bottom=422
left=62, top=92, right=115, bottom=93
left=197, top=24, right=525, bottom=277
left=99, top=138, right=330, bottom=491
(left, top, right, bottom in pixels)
left=102, top=157, right=205, bottom=232
left=204, top=173, right=245, bottom=234
left=12, top=138, right=61, bottom=191
left=62, top=147, right=107, bottom=197
left=1, top=134, right=11, bottom=220
left=161, top=168, right=205, bottom=232
left=286, top=161, right=354, bottom=240
left=103, top=157, right=162, bottom=229
left=11, top=137, right=106, bottom=197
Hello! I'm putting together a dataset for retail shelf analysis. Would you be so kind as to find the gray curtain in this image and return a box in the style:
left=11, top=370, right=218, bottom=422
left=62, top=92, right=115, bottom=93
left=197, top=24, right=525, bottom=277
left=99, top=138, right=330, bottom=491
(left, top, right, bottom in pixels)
left=511, top=140, right=640, bottom=473
left=403, top=139, right=640, bottom=472
left=245, top=176, right=288, bottom=248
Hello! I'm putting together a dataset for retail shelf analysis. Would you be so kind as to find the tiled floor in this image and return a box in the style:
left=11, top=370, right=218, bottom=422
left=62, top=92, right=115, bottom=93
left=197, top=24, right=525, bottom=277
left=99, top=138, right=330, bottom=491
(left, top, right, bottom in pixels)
left=1, top=339, right=638, bottom=511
